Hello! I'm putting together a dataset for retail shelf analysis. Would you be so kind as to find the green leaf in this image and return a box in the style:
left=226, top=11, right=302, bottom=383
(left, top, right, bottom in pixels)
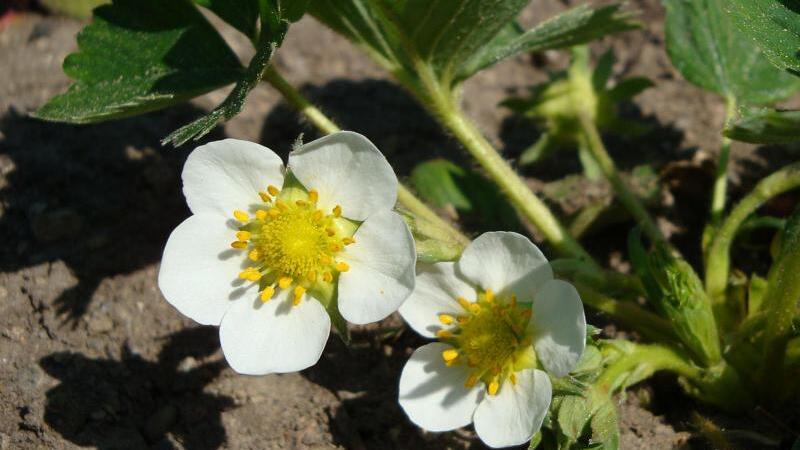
left=163, top=9, right=289, bottom=146
left=458, top=4, right=639, bottom=82
left=663, top=0, right=800, bottom=104
left=281, top=0, right=310, bottom=22
left=606, top=77, right=654, bottom=102
left=724, top=108, right=800, bottom=144
left=409, top=159, right=521, bottom=231
left=528, top=431, right=543, bottom=449
left=310, top=1, right=638, bottom=88
left=34, top=0, right=243, bottom=124
left=589, top=401, right=620, bottom=450
left=726, top=0, right=800, bottom=77
left=195, top=0, right=259, bottom=39
left=557, top=395, right=592, bottom=440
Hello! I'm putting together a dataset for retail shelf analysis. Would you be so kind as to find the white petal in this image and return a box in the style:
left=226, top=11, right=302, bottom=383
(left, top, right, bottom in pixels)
left=337, top=210, right=416, bottom=324
left=219, top=290, right=330, bottom=375
left=288, top=131, right=397, bottom=221
left=398, top=262, right=475, bottom=338
left=473, top=369, right=551, bottom=448
left=457, top=231, right=553, bottom=300
left=398, top=343, right=483, bottom=432
left=183, top=139, right=284, bottom=216
left=532, top=279, right=587, bottom=377
left=158, top=213, right=245, bottom=326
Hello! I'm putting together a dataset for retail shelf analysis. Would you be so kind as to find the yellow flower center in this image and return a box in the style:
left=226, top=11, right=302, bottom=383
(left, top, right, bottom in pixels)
left=229, top=184, right=356, bottom=306
left=437, top=290, right=536, bottom=396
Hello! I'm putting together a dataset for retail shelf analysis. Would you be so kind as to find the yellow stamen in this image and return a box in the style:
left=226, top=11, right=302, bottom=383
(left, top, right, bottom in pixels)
left=323, top=272, right=333, bottom=283
left=485, top=289, right=494, bottom=302
left=307, top=270, right=317, bottom=282
left=319, top=254, right=332, bottom=265
left=335, top=261, right=349, bottom=272
left=333, top=205, right=342, bottom=217
left=329, top=242, right=342, bottom=252
left=275, top=200, right=288, bottom=211
left=293, top=286, right=305, bottom=305
left=255, top=210, right=268, bottom=220
left=308, top=190, right=319, bottom=203
left=248, top=249, right=260, bottom=261
left=260, top=286, right=275, bottom=302
left=231, top=241, right=247, bottom=250
left=312, top=210, right=323, bottom=221
left=488, top=379, right=500, bottom=396
left=258, top=191, right=271, bottom=202
left=438, top=314, right=455, bottom=325
left=436, top=329, right=452, bottom=338
left=442, top=348, right=459, bottom=363
left=342, top=237, right=355, bottom=246
left=465, top=374, right=478, bottom=388
left=457, top=297, right=472, bottom=310
left=267, top=185, right=280, bottom=196
left=236, top=231, right=251, bottom=241
left=268, top=208, right=281, bottom=218
left=326, top=228, right=336, bottom=237
left=510, top=373, right=517, bottom=385
left=233, top=210, right=249, bottom=222
left=468, top=303, right=481, bottom=314
left=295, top=200, right=307, bottom=206
left=278, top=276, right=293, bottom=289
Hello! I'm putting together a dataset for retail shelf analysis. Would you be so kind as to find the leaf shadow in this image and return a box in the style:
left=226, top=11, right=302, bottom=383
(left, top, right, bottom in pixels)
left=39, top=326, right=234, bottom=449
left=0, top=105, right=226, bottom=326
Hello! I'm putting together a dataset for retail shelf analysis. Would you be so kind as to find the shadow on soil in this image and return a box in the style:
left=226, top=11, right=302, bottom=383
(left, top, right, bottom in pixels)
left=39, top=326, right=233, bottom=449
left=0, top=105, right=224, bottom=326
left=304, top=327, right=489, bottom=450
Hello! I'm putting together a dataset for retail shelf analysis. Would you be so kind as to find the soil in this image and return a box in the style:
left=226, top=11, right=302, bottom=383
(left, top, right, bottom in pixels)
left=0, top=1, right=796, bottom=449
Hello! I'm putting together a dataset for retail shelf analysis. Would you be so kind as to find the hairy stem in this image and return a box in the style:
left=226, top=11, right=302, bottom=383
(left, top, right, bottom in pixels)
left=262, top=67, right=469, bottom=246
left=578, top=113, right=664, bottom=244
left=705, top=162, right=800, bottom=303
left=574, top=282, right=676, bottom=343
left=709, top=98, right=737, bottom=228
left=408, top=64, right=600, bottom=271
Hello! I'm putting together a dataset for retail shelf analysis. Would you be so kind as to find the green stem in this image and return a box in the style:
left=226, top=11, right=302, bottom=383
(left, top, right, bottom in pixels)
left=409, top=64, right=600, bottom=271
left=596, top=342, right=701, bottom=394
left=574, top=282, right=677, bottom=343
left=705, top=162, right=800, bottom=303
left=709, top=98, right=738, bottom=228
left=262, top=67, right=469, bottom=246
left=578, top=113, right=664, bottom=244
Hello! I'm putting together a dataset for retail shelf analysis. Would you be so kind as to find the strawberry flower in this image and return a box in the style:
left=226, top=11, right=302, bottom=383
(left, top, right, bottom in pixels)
left=159, top=132, right=416, bottom=375
left=398, top=232, right=585, bottom=448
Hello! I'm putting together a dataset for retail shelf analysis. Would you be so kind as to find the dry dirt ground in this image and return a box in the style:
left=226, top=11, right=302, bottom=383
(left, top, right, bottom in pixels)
left=1, top=1, right=797, bottom=449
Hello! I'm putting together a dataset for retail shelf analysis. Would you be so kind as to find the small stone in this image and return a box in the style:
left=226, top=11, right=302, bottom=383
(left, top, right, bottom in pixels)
left=87, top=315, right=114, bottom=334
left=177, top=356, right=199, bottom=372
left=31, top=208, right=83, bottom=243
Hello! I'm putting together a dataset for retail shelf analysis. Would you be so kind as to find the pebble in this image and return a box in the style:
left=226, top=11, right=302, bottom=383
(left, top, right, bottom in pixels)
left=87, top=315, right=114, bottom=334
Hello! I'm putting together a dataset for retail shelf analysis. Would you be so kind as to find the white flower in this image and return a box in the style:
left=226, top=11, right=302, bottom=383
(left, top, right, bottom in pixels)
left=159, top=131, right=416, bottom=375
left=397, top=231, right=586, bottom=448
